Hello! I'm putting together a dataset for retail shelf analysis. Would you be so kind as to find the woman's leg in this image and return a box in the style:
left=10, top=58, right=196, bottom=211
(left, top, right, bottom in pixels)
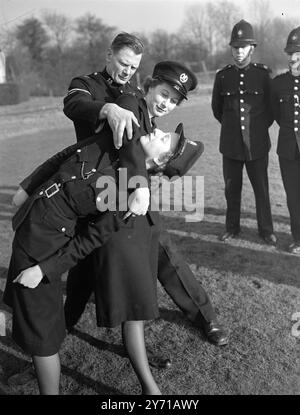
left=122, top=321, right=161, bottom=395
left=32, top=353, right=61, bottom=395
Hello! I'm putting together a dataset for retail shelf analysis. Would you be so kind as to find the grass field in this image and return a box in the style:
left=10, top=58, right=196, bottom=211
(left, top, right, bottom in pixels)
left=0, top=95, right=299, bottom=395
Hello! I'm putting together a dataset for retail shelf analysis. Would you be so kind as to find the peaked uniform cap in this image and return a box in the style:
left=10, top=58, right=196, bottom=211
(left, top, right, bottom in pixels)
left=229, top=19, right=257, bottom=47
left=152, top=61, right=198, bottom=100
left=163, top=123, right=204, bottom=178
left=284, top=27, right=300, bottom=53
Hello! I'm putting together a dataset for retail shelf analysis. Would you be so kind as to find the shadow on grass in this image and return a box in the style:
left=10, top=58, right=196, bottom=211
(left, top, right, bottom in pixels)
left=0, top=332, right=124, bottom=395
left=69, top=328, right=127, bottom=359
left=161, top=215, right=300, bottom=289
left=204, top=206, right=291, bottom=227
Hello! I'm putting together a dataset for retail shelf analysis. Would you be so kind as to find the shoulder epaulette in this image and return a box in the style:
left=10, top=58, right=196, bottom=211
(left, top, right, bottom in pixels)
left=273, top=70, right=289, bottom=81
left=216, top=64, right=232, bottom=73
left=253, top=63, right=272, bottom=73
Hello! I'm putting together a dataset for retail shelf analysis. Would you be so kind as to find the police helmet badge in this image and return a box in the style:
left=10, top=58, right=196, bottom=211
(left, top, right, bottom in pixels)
left=237, top=29, right=243, bottom=37
left=180, top=73, right=188, bottom=83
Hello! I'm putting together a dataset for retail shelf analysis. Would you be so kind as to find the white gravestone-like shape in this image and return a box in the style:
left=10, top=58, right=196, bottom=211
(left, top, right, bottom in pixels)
left=0, top=50, right=6, bottom=83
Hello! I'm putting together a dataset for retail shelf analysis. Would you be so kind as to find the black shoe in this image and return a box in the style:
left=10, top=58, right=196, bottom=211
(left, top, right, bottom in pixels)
left=202, top=320, right=229, bottom=346
left=219, top=231, right=239, bottom=242
left=261, top=233, right=277, bottom=246
left=288, top=242, right=300, bottom=254
left=147, top=350, right=172, bottom=369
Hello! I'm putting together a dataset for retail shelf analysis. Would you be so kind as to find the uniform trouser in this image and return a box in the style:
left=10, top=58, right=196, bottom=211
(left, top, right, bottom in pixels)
left=223, top=155, right=274, bottom=236
left=279, top=156, right=300, bottom=242
left=64, top=232, right=216, bottom=329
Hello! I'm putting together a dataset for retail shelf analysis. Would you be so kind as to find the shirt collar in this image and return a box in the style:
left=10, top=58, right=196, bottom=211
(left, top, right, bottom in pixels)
left=101, top=68, right=121, bottom=87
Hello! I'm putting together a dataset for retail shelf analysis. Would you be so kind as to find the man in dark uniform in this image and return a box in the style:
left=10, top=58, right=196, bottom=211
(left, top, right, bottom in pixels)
left=63, top=32, right=229, bottom=352
left=271, top=27, right=300, bottom=254
left=212, top=20, right=277, bottom=245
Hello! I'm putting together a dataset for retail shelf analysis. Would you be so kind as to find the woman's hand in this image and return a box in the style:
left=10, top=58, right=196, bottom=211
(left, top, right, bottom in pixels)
left=13, top=265, right=44, bottom=289
left=12, top=186, right=29, bottom=207
left=124, top=187, right=150, bottom=220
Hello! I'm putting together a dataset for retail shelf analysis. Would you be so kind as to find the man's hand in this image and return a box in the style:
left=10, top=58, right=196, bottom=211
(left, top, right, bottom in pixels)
left=13, top=265, right=44, bottom=289
left=124, top=187, right=150, bottom=220
left=12, top=186, right=29, bottom=207
left=100, top=103, right=140, bottom=149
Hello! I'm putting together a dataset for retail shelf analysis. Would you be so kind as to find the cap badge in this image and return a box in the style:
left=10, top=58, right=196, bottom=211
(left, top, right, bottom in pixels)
left=238, top=29, right=243, bottom=37
left=292, top=34, right=298, bottom=41
left=180, top=73, right=188, bottom=83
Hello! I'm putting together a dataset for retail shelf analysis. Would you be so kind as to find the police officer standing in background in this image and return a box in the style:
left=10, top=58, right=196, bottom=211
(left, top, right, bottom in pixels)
left=212, top=20, right=277, bottom=245
left=271, top=27, right=300, bottom=254
left=63, top=32, right=229, bottom=357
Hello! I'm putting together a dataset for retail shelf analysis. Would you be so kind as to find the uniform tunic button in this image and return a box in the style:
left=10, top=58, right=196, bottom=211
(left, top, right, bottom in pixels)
left=240, top=90, right=244, bottom=95
left=294, top=86, right=298, bottom=91
left=39, top=191, right=44, bottom=195
left=92, top=168, right=96, bottom=172
left=294, top=95, right=298, bottom=99
left=240, top=81, right=244, bottom=85
left=241, top=108, right=245, bottom=112
left=296, top=79, right=299, bottom=83
left=77, top=149, right=81, bottom=153
left=97, top=196, right=101, bottom=202
left=240, top=99, right=244, bottom=103
left=295, top=127, right=299, bottom=132
left=241, top=116, right=245, bottom=121
left=295, top=111, right=299, bottom=115
left=61, top=227, right=66, bottom=232
left=295, top=119, right=298, bottom=123
left=240, top=73, right=244, bottom=77
left=71, top=176, right=76, bottom=179
left=241, top=126, right=245, bottom=130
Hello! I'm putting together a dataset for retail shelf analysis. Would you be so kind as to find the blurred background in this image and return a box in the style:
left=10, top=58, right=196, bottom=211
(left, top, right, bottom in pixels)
left=0, top=0, right=298, bottom=98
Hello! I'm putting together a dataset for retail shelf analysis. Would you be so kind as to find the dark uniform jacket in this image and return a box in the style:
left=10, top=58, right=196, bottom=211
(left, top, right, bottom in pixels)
left=63, top=69, right=143, bottom=141
left=212, top=63, right=274, bottom=161
left=13, top=94, right=156, bottom=281
left=271, top=71, right=300, bottom=160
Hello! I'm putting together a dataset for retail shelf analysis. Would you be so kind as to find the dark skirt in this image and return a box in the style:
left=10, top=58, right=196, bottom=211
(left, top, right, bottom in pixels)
left=3, top=238, right=66, bottom=356
left=92, top=214, right=160, bottom=327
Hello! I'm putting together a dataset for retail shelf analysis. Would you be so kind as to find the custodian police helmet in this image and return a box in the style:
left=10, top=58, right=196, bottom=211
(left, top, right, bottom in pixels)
left=229, top=20, right=257, bottom=48
left=284, top=27, right=300, bottom=54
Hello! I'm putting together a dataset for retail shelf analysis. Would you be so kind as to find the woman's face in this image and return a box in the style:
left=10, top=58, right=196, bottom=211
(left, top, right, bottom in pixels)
left=145, top=82, right=181, bottom=118
left=140, top=128, right=179, bottom=163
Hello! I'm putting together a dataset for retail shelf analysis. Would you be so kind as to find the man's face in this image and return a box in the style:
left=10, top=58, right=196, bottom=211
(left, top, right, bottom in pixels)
left=288, top=51, right=300, bottom=76
left=145, top=82, right=181, bottom=118
left=106, top=47, right=142, bottom=85
left=140, top=129, right=179, bottom=164
left=231, top=45, right=253, bottom=68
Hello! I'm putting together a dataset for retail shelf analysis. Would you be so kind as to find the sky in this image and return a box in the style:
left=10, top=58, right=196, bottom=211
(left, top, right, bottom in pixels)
left=1, top=0, right=300, bottom=35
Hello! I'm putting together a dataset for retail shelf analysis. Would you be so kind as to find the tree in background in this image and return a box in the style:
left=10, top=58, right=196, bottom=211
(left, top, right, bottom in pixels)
left=75, top=13, right=116, bottom=71
left=16, top=17, right=49, bottom=66
left=1, top=1, right=298, bottom=96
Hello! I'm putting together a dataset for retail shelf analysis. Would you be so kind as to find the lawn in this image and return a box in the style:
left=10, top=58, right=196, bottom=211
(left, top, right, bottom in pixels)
left=0, top=94, right=299, bottom=395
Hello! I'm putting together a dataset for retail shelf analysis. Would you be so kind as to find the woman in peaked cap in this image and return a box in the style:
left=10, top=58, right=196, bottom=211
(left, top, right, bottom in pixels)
left=4, top=61, right=202, bottom=395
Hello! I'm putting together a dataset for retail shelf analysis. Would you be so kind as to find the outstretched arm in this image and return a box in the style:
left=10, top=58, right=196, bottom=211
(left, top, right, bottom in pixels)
left=14, top=212, right=120, bottom=287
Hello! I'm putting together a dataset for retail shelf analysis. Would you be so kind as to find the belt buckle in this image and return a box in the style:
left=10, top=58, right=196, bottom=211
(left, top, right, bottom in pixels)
left=45, top=183, right=60, bottom=198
